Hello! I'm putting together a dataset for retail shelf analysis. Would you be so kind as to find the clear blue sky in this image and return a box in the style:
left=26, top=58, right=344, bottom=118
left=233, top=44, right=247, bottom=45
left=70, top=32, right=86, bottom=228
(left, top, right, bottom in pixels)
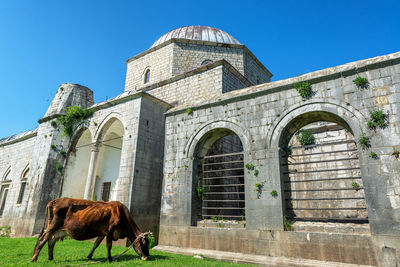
left=0, top=0, right=399, bottom=138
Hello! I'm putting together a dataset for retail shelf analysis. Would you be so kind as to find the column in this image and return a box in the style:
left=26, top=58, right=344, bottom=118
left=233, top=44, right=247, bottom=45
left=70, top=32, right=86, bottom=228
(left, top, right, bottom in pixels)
left=83, top=142, right=100, bottom=200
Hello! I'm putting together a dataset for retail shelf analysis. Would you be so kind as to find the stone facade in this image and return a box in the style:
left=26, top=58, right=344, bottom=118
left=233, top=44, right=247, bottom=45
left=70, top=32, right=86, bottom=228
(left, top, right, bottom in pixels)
left=0, top=26, right=399, bottom=266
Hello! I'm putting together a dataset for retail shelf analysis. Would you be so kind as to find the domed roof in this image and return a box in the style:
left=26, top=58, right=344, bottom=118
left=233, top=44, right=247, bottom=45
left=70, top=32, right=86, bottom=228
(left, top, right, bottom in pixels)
left=150, top=26, right=241, bottom=48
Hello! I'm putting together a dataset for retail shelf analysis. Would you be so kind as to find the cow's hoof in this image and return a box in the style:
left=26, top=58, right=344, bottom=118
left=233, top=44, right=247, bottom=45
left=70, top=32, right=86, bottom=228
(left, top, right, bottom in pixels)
left=87, top=256, right=92, bottom=260
left=108, top=258, right=113, bottom=262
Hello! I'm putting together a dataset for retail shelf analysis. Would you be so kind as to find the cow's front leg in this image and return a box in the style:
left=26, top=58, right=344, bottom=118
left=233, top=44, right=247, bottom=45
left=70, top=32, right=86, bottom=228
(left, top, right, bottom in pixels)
left=48, top=236, right=57, bottom=260
left=106, top=235, right=113, bottom=262
left=31, top=230, right=54, bottom=262
left=87, top=236, right=104, bottom=260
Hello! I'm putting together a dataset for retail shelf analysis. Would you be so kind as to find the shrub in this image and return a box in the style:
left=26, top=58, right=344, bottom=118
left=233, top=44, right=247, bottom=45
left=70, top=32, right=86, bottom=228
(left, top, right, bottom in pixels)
left=50, top=120, right=57, bottom=127
left=245, top=163, right=254, bottom=170
left=51, top=144, right=56, bottom=150
left=296, top=129, right=315, bottom=146
left=57, top=106, right=93, bottom=137
left=351, top=181, right=360, bottom=190
left=369, top=151, right=378, bottom=159
left=392, top=148, right=399, bottom=159
left=55, top=162, right=64, bottom=174
left=0, top=226, right=11, bottom=237
left=186, top=108, right=193, bottom=115
left=254, top=182, right=264, bottom=199
left=294, top=81, right=312, bottom=98
left=211, top=216, right=217, bottom=222
left=353, top=76, right=368, bottom=88
left=254, top=169, right=259, bottom=177
left=59, top=150, right=67, bottom=156
left=196, top=180, right=203, bottom=199
left=270, top=190, right=278, bottom=197
left=283, top=216, right=293, bottom=231
left=358, top=132, right=370, bottom=150
left=367, top=108, right=386, bottom=129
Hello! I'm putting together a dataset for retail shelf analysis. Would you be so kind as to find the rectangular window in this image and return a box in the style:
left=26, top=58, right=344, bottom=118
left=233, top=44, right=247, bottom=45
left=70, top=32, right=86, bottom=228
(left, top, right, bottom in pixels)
left=101, top=182, right=111, bottom=202
left=0, top=186, right=9, bottom=216
left=16, top=182, right=27, bottom=204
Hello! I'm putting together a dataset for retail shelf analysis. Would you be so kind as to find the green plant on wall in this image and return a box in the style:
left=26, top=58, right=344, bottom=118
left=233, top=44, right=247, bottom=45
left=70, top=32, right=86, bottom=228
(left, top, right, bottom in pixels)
left=353, top=76, right=369, bottom=88
left=245, top=163, right=254, bottom=170
left=254, top=169, right=259, bottom=177
left=270, top=190, right=278, bottom=198
left=196, top=180, right=204, bottom=199
left=358, top=132, right=370, bottom=150
left=392, top=148, right=400, bottom=159
left=186, top=108, right=193, bottom=115
left=283, top=216, right=293, bottom=231
left=57, top=106, right=93, bottom=137
left=55, top=162, right=64, bottom=174
left=254, top=182, right=264, bottom=199
left=351, top=181, right=360, bottom=190
left=296, top=129, right=315, bottom=146
left=369, top=151, right=378, bottom=159
left=294, top=81, right=312, bottom=98
left=367, top=108, right=387, bottom=129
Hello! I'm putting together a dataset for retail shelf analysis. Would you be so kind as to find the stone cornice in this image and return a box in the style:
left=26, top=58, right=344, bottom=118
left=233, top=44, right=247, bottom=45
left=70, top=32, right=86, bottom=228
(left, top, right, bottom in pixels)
left=166, top=51, right=400, bottom=116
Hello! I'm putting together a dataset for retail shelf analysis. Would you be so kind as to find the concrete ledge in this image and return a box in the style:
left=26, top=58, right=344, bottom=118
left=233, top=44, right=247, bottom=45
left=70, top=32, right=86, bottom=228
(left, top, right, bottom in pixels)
left=153, top=245, right=374, bottom=267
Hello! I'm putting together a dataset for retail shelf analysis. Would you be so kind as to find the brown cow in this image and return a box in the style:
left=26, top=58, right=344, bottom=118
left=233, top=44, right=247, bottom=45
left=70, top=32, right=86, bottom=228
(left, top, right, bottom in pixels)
left=31, top=198, right=151, bottom=262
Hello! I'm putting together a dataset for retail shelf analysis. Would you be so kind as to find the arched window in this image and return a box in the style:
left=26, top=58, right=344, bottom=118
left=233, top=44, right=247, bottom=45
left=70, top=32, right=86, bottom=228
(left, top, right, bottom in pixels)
left=17, top=167, right=29, bottom=204
left=193, top=129, right=245, bottom=225
left=144, top=69, right=150, bottom=84
left=201, top=59, right=213, bottom=66
left=0, top=168, right=11, bottom=216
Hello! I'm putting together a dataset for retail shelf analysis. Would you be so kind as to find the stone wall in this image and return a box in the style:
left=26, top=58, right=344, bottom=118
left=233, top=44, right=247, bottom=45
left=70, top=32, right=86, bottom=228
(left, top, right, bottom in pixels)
left=159, top=51, right=400, bottom=265
left=0, top=132, right=36, bottom=235
left=125, top=44, right=174, bottom=92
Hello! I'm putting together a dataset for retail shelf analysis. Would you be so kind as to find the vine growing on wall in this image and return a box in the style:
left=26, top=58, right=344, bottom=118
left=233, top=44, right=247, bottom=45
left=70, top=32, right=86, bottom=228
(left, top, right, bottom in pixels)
left=296, top=129, right=315, bottom=146
left=57, top=106, right=93, bottom=137
left=353, top=76, right=369, bottom=88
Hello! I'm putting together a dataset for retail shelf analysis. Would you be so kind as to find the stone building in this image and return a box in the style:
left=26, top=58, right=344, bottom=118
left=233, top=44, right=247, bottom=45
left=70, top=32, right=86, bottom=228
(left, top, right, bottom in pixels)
left=0, top=26, right=399, bottom=266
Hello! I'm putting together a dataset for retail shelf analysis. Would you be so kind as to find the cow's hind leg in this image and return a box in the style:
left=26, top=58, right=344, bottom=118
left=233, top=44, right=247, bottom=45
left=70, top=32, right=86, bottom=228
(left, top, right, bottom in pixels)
left=48, top=236, right=57, bottom=260
left=106, top=235, right=113, bottom=262
left=87, top=236, right=105, bottom=260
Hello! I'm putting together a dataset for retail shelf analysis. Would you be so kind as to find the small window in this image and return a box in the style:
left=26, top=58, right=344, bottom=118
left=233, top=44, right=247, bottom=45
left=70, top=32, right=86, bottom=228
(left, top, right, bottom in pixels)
left=101, top=182, right=111, bottom=202
left=201, top=59, right=213, bottom=66
left=144, top=69, right=150, bottom=84
left=0, top=185, right=9, bottom=216
left=16, top=182, right=26, bottom=204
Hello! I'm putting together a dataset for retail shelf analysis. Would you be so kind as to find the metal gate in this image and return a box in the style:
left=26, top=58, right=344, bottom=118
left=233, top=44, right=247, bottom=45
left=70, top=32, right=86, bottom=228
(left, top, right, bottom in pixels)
left=200, top=152, right=245, bottom=221
left=283, top=138, right=368, bottom=223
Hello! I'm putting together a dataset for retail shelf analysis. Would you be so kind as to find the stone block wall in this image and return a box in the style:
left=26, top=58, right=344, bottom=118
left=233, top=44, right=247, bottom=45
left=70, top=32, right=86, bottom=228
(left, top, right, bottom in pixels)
left=171, top=42, right=244, bottom=76
left=159, top=51, right=400, bottom=265
left=125, top=44, right=174, bottom=92
left=0, top=132, right=36, bottom=236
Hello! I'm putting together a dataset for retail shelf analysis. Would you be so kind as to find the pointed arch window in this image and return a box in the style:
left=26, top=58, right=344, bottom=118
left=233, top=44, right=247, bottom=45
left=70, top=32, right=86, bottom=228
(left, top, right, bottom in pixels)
left=144, top=69, right=150, bottom=84
left=17, top=167, right=29, bottom=204
left=0, top=168, right=11, bottom=216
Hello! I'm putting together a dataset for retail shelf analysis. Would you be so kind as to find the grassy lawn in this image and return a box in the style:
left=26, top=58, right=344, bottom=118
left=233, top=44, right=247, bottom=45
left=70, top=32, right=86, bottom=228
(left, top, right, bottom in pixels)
left=0, top=237, right=254, bottom=267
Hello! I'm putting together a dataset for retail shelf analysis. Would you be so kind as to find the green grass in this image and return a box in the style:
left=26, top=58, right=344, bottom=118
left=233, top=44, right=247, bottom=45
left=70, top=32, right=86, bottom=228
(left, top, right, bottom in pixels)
left=0, top=237, right=254, bottom=267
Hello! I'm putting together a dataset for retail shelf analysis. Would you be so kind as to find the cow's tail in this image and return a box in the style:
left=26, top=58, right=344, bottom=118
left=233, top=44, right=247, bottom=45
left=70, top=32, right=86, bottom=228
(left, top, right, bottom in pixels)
left=33, top=200, right=52, bottom=252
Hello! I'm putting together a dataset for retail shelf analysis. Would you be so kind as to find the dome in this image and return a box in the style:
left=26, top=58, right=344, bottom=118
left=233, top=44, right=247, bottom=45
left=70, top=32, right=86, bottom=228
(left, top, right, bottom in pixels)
left=150, top=26, right=241, bottom=48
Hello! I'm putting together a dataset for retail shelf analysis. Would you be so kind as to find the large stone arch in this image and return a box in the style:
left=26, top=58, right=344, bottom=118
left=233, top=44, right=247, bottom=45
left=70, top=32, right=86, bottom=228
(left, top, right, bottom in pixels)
left=184, top=120, right=251, bottom=226
left=185, top=119, right=251, bottom=159
left=94, top=112, right=125, bottom=142
left=268, top=100, right=367, bottom=149
left=267, top=101, right=372, bottom=226
left=92, top=116, right=125, bottom=201
left=61, top=127, right=92, bottom=199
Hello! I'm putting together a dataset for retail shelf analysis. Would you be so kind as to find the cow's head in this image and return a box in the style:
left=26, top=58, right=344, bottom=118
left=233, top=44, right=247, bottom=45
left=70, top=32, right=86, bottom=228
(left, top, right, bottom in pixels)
left=133, top=231, right=152, bottom=260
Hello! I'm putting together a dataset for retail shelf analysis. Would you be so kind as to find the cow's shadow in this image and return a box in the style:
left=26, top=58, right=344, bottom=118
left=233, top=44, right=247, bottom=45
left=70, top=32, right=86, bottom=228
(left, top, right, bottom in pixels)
left=91, top=254, right=168, bottom=262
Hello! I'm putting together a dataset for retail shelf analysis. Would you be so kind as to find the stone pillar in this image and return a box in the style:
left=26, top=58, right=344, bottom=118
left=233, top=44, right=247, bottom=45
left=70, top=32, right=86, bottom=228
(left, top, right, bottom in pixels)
left=84, top=142, right=100, bottom=200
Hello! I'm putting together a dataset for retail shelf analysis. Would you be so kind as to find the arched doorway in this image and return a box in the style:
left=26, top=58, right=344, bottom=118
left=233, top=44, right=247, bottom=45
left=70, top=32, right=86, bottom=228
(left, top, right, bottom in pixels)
left=280, top=112, right=368, bottom=225
left=93, top=119, right=124, bottom=202
left=192, top=128, right=245, bottom=225
left=61, top=128, right=92, bottom=198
